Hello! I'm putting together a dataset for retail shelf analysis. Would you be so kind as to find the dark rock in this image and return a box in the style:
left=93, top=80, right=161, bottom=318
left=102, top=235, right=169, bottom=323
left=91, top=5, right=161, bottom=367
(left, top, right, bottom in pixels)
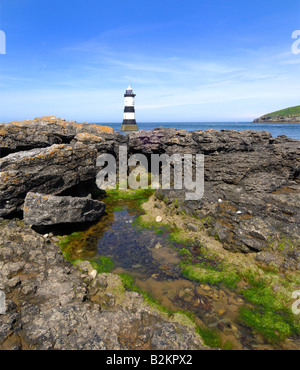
left=186, top=223, right=199, bottom=232
left=1, top=121, right=299, bottom=254
left=0, top=117, right=114, bottom=157
left=0, top=143, right=98, bottom=218
left=151, top=130, right=300, bottom=253
left=23, top=192, right=106, bottom=226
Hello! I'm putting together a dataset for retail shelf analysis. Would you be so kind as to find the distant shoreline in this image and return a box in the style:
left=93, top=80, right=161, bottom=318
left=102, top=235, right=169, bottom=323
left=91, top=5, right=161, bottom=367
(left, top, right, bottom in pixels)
left=253, top=105, right=300, bottom=124
left=94, top=121, right=300, bottom=140
left=253, top=118, right=300, bottom=123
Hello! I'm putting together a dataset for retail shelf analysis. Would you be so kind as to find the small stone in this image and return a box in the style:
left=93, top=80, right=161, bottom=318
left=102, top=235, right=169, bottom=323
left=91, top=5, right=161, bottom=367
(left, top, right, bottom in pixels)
left=178, top=290, right=185, bottom=298
left=186, top=223, right=199, bottom=232
left=154, top=203, right=162, bottom=209
left=218, top=199, right=222, bottom=203
left=231, top=324, right=238, bottom=332
left=218, top=309, right=226, bottom=316
left=89, top=270, right=97, bottom=279
left=156, top=216, right=163, bottom=223
left=203, top=285, right=211, bottom=291
left=155, top=243, right=162, bottom=249
left=43, top=234, right=49, bottom=238
left=7, top=276, right=21, bottom=289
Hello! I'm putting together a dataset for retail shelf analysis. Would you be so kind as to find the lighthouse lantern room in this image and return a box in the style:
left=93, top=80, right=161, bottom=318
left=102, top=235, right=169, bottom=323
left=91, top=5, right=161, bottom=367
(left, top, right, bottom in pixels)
left=121, top=85, right=138, bottom=131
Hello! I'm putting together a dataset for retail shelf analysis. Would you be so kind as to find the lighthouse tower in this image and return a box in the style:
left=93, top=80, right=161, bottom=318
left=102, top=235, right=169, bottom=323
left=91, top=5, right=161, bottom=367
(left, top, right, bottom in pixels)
left=121, top=85, right=138, bottom=131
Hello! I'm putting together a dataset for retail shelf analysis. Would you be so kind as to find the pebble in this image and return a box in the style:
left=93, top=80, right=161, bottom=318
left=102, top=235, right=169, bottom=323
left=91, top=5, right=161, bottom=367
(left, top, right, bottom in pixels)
left=89, top=270, right=97, bottom=279
left=186, top=223, right=199, bottom=232
left=156, top=216, right=163, bottom=223
left=178, top=290, right=185, bottom=298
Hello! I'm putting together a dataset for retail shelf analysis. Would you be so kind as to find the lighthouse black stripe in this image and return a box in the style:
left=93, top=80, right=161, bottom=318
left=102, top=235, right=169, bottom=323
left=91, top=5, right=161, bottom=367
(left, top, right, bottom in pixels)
left=122, top=119, right=137, bottom=125
left=124, top=93, right=136, bottom=97
left=124, top=107, right=135, bottom=113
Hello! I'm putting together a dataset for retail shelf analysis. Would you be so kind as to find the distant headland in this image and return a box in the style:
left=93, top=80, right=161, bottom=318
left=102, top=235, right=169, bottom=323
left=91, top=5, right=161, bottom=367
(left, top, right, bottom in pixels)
left=254, top=105, right=300, bottom=123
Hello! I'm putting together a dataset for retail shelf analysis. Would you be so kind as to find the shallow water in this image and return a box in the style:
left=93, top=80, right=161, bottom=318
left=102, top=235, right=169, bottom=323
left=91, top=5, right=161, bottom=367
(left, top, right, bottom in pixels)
left=63, top=199, right=299, bottom=350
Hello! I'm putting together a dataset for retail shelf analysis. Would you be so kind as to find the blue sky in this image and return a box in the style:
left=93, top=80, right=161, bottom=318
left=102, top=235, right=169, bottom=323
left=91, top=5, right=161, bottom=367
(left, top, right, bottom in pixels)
left=0, top=0, right=300, bottom=123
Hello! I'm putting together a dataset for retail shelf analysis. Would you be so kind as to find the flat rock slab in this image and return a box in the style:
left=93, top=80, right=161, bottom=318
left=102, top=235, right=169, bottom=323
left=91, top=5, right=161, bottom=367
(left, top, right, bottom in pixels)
left=24, top=192, right=106, bottom=226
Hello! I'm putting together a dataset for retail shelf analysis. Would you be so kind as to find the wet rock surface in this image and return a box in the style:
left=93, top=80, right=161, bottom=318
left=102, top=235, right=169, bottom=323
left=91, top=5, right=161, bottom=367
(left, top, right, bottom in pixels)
left=0, top=220, right=208, bottom=350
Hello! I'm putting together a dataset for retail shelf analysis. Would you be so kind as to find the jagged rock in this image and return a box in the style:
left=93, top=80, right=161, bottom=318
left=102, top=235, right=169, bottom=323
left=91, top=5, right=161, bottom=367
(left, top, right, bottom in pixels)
left=0, top=143, right=97, bottom=217
left=0, top=116, right=114, bottom=157
left=0, top=221, right=208, bottom=350
left=1, top=119, right=299, bottom=254
left=23, top=193, right=106, bottom=226
left=154, top=132, right=300, bottom=253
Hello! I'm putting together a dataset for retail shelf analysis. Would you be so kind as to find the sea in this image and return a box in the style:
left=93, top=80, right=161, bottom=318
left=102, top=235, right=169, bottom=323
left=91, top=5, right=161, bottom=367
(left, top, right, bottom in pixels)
left=97, top=122, right=300, bottom=141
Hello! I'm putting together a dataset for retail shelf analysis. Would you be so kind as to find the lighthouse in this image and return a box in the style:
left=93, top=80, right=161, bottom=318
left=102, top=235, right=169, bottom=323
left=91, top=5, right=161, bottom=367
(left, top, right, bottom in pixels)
left=121, top=85, right=138, bottom=131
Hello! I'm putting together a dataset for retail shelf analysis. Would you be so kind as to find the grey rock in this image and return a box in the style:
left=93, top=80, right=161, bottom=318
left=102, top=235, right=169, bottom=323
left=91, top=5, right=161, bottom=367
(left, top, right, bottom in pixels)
left=186, top=223, right=199, bottom=232
left=23, top=192, right=106, bottom=226
left=0, top=143, right=98, bottom=217
left=0, top=221, right=208, bottom=350
left=0, top=117, right=114, bottom=157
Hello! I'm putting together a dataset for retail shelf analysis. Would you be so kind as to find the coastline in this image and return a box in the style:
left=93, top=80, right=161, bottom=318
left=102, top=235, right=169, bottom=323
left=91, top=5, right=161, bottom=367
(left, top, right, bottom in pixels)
left=0, top=117, right=299, bottom=350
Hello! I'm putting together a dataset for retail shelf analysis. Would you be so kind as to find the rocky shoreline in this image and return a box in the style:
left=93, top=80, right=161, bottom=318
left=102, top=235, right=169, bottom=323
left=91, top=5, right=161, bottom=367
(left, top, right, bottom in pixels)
left=1, top=116, right=300, bottom=350
left=253, top=116, right=300, bottom=123
left=0, top=219, right=207, bottom=350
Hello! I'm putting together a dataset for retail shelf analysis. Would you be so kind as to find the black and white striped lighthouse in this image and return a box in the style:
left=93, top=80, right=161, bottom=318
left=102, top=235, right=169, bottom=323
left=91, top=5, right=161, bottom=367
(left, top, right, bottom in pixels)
left=121, top=85, right=138, bottom=131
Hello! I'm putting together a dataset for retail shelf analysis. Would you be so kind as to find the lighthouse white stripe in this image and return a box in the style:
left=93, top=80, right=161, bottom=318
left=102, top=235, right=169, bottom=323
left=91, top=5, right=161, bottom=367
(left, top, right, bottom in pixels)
left=124, top=113, right=135, bottom=120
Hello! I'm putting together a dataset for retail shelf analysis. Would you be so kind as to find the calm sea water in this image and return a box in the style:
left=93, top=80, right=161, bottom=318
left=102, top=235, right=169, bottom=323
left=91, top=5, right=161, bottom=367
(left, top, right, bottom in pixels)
left=97, top=122, right=300, bottom=140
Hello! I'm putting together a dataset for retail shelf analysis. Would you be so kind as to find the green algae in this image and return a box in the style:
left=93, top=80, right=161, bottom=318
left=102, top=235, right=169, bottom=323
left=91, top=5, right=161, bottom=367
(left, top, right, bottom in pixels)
left=105, top=188, right=155, bottom=208
left=59, top=232, right=82, bottom=261
left=196, top=327, right=222, bottom=348
left=57, top=188, right=300, bottom=348
left=90, top=256, right=114, bottom=273
left=182, top=264, right=240, bottom=290
left=238, top=278, right=300, bottom=342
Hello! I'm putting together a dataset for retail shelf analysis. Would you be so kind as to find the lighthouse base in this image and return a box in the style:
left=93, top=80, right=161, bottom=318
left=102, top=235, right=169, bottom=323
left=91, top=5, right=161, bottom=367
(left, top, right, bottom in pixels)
left=121, top=124, right=138, bottom=131
left=121, top=120, right=138, bottom=131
